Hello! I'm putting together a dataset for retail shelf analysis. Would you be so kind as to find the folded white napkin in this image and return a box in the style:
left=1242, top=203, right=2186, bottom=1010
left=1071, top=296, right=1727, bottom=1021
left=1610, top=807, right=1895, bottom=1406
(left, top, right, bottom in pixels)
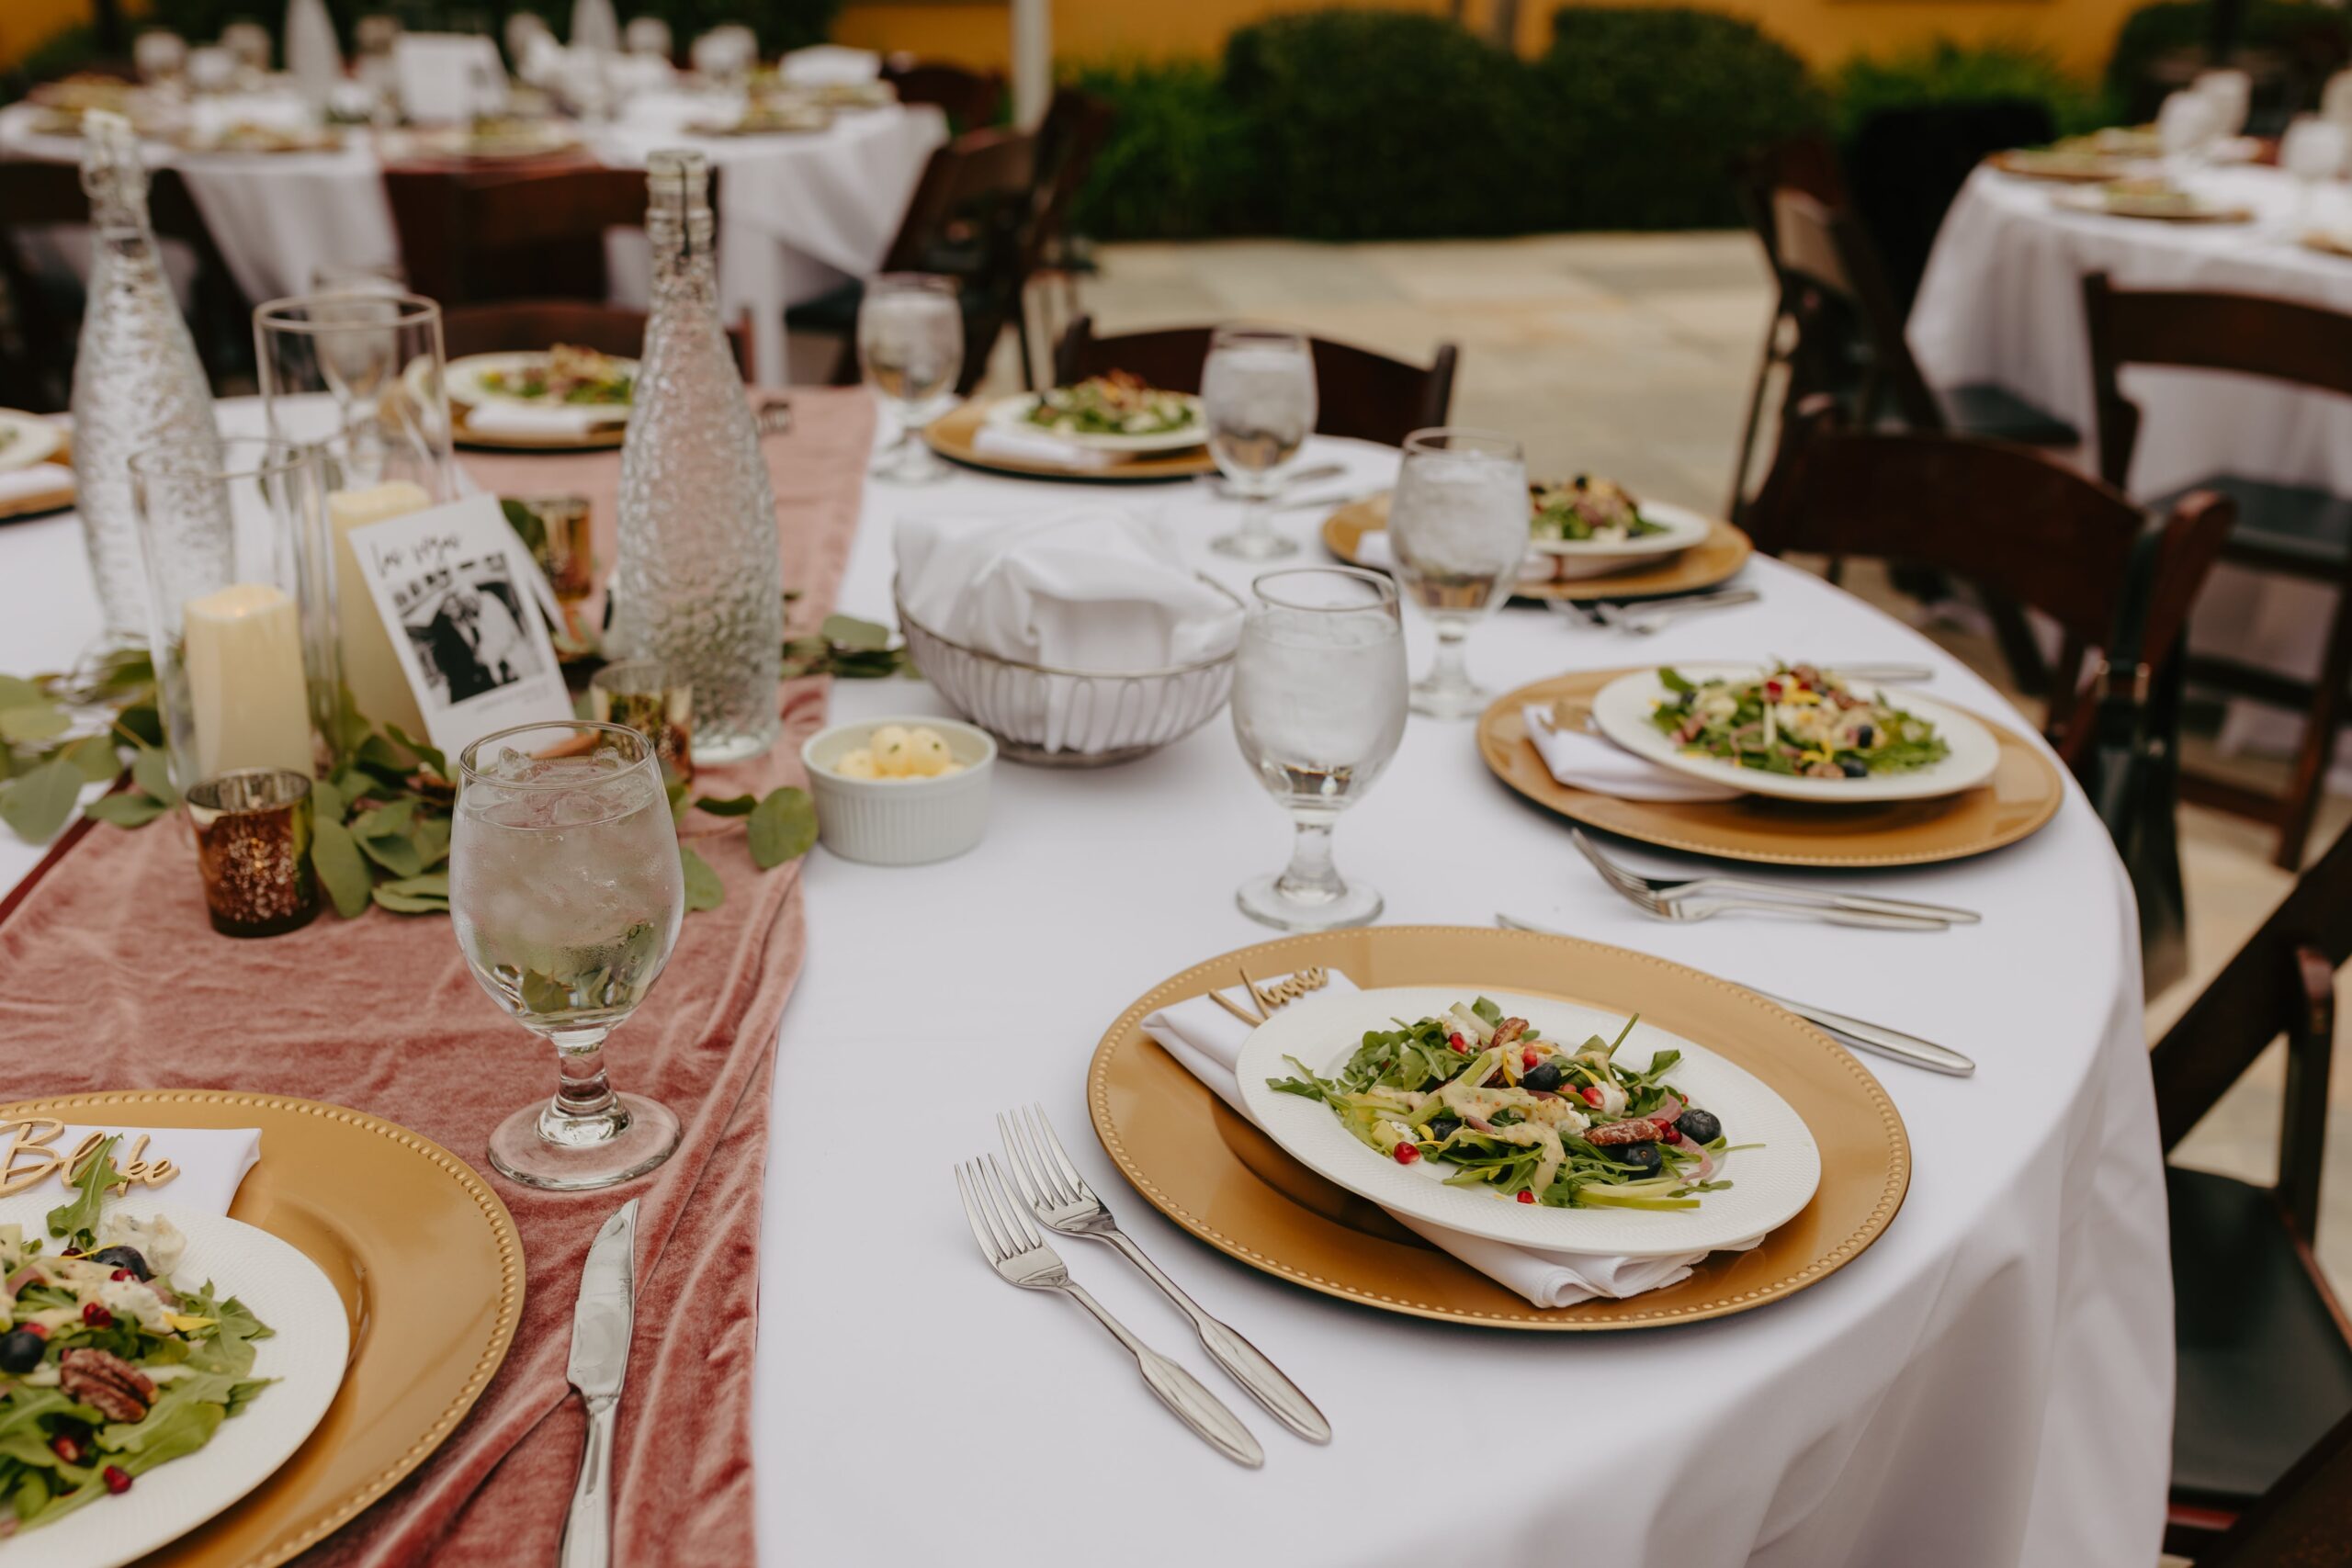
left=462, top=401, right=629, bottom=440
left=16, top=1124, right=263, bottom=1217
left=0, top=463, right=74, bottom=508
left=1351, top=528, right=1550, bottom=587
left=780, top=44, right=882, bottom=85
left=1522, top=705, right=1742, bottom=802
left=970, top=424, right=1115, bottom=472
left=1142, top=972, right=1758, bottom=1308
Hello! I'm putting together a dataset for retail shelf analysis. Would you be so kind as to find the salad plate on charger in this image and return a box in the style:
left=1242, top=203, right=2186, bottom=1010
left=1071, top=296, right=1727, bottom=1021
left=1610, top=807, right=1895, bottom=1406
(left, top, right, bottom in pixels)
left=1478, top=668, right=2064, bottom=868
left=1589, top=662, right=2002, bottom=804
left=0, top=410, right=65, bottom=472
left=426, top=349, right=635, bottom=451
left=980, top=383, right=1207, bottom=455
left=926, top=399, right=1220, bottom=483
left=0, top=1091, right=523, bottom=1567
left=1089, top=925, right=1908, bottom=1330
left=0, top=1193, right=348, bottom=1568
left=1321, top=491, right=1753, bottom=602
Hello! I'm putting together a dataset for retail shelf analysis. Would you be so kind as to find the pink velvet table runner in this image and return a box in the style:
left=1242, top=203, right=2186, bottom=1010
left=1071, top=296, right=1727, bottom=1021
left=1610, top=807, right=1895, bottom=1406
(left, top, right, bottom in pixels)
left=0, top=389, right=876, bottom=1564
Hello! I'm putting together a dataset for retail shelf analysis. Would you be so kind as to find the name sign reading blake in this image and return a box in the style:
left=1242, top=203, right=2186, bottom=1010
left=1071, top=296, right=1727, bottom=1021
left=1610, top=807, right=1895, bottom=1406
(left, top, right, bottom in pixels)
left=0, top=1119, right=179, bottom=1199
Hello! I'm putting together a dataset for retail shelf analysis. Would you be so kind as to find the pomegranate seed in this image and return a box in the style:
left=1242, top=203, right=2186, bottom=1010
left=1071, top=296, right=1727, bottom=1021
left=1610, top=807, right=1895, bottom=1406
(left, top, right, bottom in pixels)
left=1392, top=1143, right=1420, bottom=1166
left=108, top=1269, right=131, bottom=1282
left=82, top=1303, right=112, bottom=1328
left=21, top=1324, right=47, bottom=1340
left=1516, top=1190, right=1536, bottom=1204
left=1522, top=1048, right=1540, bottom=1068
left=1581, top=1086, right=1604, bottom=1106
left=50, top=1435, right=79, bottom=1463
left=102, top=1465, right=130, bottom=1495
left=1448, top=1032, right=1467, bottom=1053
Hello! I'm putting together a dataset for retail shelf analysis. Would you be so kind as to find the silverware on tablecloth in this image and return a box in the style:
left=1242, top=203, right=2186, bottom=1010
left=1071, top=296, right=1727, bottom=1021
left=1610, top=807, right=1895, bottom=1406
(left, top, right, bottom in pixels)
left=1562, top=850, right=1951, bottom=931
left=955, top=1156, right=1264, bottom=1468
left=996, top=1103, right=1329, bottom=1444
left=560, top=1199, right=640, bottom=1568
left=755, top=395, right=793, bottom=435
left=1207, top=461, right=1346, bottom=501
left=1572, top=829, right=1981, bottom=924
left=1272, top=486, right=1383, bottom=514
left=1593, top=589, right=1761, bottom=633
left=1494, top=913, right=1978, bottom=1076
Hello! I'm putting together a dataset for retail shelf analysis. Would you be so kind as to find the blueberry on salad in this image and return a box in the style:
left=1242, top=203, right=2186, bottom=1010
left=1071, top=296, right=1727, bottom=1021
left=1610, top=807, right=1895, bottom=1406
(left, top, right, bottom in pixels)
left=1269, top=997, right=1745, bottom=1210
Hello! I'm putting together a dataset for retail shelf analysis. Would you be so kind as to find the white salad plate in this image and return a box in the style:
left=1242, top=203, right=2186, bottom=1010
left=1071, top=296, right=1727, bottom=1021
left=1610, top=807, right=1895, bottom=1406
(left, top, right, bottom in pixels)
left=1235, top=986, right=1821, bottom=1258
left=0, top=1196, right=350, bottom=1568
left=438, top=351, right=639, bottom=410
left=1530, top=499, right=1712, bottom=581
left=0, top=411, right=63, bottom=473
left=1589, top=661, right=2003, bottom=804
left=982, top=392, right=1208, bottom=454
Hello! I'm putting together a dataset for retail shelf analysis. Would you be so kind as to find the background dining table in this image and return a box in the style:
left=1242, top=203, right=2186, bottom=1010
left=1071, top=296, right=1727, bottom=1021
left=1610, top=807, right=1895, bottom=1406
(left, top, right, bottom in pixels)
left=1909, top=158, right=2352, bottom=769
left=0, top=415, right=2171, bottom=1566
left=0, top=92, right=947, bottom=385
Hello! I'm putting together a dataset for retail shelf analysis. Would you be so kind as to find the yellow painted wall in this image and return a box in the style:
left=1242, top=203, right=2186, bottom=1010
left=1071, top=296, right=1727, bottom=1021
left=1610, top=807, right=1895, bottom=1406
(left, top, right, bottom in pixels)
left=0, top=0, right=107, bottom=67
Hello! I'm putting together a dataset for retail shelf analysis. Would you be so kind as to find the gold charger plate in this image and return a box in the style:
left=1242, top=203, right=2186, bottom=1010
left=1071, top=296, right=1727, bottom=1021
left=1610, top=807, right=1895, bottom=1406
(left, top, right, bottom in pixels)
left=924, top=398, right=1219, bottom=484
left=1985, top=149, right=2127, bottom=184
left=1088, top=926, right=1909, bottom=1329
left=449, top=400, right=628, bottom=452
left=1477, top=668, right=2064, bottom=867
left=0, top=1090, right=524, bottom=1566
left=1321, top=493, right=1754, bottom=602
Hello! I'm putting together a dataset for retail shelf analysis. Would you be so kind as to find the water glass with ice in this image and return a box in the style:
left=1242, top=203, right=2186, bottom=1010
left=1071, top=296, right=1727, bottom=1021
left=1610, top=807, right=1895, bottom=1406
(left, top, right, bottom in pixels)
left=1204, top=326, right=1316, bottom=560
left=1385, top=427, right=1527, bottom=720
left=857, top=273, right=962, bottom=483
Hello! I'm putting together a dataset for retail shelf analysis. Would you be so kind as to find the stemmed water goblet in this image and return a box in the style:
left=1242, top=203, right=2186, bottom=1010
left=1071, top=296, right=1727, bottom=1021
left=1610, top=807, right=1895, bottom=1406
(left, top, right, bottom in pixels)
left=1229, top=567, right=1407, bottom=931
left=1204, top=326, right=1316, bottom=560
left=1385, top=427, right=1528, bottom=719
left=2280, top=116, right=2350, bottom=236
left=450, top=720, right=685, bottom=1190
left=857, top=273, right=963, bottom=483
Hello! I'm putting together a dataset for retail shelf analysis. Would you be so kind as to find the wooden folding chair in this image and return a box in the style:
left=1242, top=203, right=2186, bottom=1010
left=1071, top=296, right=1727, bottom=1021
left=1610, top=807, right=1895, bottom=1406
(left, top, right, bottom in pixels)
left=380, top=163, right=650, bottom=310
left=880, top=55, right=1007, bottom=133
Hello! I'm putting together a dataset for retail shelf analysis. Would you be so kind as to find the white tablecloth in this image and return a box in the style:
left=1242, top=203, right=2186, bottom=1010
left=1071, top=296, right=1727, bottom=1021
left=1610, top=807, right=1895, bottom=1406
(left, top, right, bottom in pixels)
left=1911, top=162, right=2352, bottom=762
left=0, top=96, right=945, bottom=384
left=0, top=423, right=2174, bottom=1567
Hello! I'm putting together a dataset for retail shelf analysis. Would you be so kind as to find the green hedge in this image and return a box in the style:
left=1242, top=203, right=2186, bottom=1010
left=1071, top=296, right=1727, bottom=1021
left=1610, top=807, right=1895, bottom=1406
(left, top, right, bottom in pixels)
left=1831, top=39, right=2113, bottom=141
left=1065, top=60, right=1256, bottom=241
left=2106, top=0, right=2352, bottom=113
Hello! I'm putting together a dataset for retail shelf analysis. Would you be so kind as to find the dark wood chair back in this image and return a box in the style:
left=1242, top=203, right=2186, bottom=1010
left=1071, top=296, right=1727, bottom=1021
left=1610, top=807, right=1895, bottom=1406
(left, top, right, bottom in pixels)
left=877, top=128, right=1040, bottom=393
left=1030, top=86, right=1113, bottom=269
left=438, top=300, right=751, bottom=380
left=1731, top=133, right=1847, bottom=271
left=881, top=55, right=1007, bottom=132
left=1846, top=97, right=2053, bottom=314
left=0, top=156, right=250, bottom=407
left=2083, top=270, right=2352, bottom=492
left=1770, top=188, right=1945, bottom=434
left=382, top=164, right=651, bottom=310
left=1052, top=315, right=1458, bottom=448
left=1748, top=399, right=2234, bottom=754
left=2200, top=1404, right=2352, bottom=1566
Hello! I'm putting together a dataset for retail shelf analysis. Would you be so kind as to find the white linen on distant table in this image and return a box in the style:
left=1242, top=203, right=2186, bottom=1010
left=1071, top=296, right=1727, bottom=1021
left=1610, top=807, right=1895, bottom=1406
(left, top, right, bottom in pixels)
left=0, top=465, right=74, bottom=507
left=458, top=401, right=628, bottom=440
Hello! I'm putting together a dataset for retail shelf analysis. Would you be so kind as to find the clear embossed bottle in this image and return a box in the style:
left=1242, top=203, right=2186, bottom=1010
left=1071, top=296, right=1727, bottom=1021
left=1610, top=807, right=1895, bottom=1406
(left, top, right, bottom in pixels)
left=71, top=110, right=220, bottom=646
left=608, top=149, right=782, bottom=764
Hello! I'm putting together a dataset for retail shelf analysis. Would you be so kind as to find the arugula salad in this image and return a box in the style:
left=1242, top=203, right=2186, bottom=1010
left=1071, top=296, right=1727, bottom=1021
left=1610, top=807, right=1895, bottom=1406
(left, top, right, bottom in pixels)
left=1024, top=372, right=1198, bottom=438
left=1530, top=475, right=1668, bottom=544
left=1269, top=997, right=1737, bottom=1211
left=479, top=344, right=634, bottom=406
left=0, top=1139, right=273, bottom=1535
left=1649, top=663, right=1950, bottom=779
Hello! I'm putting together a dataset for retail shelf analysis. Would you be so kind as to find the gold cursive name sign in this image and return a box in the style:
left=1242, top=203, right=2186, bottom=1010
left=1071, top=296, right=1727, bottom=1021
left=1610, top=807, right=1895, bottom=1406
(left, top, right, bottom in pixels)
left=0, top=1120, right=179, bottom=1200
left=1249, top=966, right=1329, bottom=1011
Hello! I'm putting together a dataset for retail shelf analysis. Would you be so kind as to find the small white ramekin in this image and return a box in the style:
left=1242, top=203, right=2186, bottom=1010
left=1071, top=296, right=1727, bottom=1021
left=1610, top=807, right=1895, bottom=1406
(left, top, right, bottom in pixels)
left=800, top=715, right=996, bottom=865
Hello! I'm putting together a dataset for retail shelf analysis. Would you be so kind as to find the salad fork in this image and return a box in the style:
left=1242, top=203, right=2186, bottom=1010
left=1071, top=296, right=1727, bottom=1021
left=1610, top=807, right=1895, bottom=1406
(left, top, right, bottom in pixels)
left=1591, top=589, right=1761, bottom=634
left=1578, top=869, right=1950, bottom=930
left=1572, top=829, right=1981, bottom=925
left=955, top=1156, right=1264, bottom=1468
left=997, top=1104, right=1329, bottom=1444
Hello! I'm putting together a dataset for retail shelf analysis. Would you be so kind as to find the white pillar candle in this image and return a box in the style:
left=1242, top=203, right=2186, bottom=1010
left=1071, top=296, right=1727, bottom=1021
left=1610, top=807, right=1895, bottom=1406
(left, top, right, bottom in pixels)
left=327, top=481, right=431, bottom=739
left=184, top=582, right=314, bottom=779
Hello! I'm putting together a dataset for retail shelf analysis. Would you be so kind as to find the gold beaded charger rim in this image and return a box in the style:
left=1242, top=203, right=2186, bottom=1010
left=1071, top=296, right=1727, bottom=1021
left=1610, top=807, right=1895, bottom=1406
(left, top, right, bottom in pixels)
left=923, top=398, right=1221, bottom=483
left=0, top=1089, right=525, bottom=1566
left=1318, top=492, right=1755, bottom=602
left=1476, top=668, right=2066, bottom=868
left=1086, top=925, right=1910, bottom=1331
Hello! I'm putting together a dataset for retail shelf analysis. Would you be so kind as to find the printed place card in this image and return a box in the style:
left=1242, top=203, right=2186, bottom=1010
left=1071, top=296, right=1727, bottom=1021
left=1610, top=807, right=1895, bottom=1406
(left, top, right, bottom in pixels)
left=345, top=491, right=573, bottom=761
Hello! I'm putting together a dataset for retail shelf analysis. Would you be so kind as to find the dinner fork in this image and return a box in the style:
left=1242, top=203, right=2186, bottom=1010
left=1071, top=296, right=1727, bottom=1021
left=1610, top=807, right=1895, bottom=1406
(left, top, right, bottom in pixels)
left=1591, top=590, right=1761, bottom=634
left=1572, top=829, right=1981, bottom=924
left=998, top=1104, right=1329, bottom=1444
left=955, top=1156, right=1264, bottom=1468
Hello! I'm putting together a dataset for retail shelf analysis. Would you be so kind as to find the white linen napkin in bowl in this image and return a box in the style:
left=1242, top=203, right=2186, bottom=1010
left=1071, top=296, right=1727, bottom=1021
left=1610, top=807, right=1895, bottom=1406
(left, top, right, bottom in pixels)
left=0, top=464, right=74, bottom=509
left=462, top=402, right=629, bottom=441
left=970, top=424, right=1116, bottom=472
left=1350, top=528, right=1551, bottom=587
left=1522, top=705, right=1742, bottom=802
left=9, top=1124, right=262, bottom=1217
left=1141, top=972, right=1759, bottom=1308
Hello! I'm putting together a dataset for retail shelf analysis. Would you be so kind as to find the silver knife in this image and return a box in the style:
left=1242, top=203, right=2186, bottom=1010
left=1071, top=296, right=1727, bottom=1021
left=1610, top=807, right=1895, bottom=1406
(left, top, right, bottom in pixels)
left=560, top=1199, right=639, bottom=1568
left=1493, top=913, right=1977, bottom=1076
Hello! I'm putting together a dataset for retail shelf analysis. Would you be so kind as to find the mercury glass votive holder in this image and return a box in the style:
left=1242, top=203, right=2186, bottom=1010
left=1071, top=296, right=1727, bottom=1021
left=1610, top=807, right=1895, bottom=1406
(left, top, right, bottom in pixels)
left=187, top=769, right=319, bottom=938
left=505, top=494, right=597, bottom=653
left=590, top=660, right=695, bottom=787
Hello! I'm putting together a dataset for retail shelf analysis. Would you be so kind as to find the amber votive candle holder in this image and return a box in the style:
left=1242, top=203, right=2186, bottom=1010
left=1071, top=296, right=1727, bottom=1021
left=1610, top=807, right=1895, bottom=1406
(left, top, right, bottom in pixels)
left=590, top=659, right=695, bottom=787
left=507, top=494, right=596, bottom=652
left=186, top=768, right=319, bottom=938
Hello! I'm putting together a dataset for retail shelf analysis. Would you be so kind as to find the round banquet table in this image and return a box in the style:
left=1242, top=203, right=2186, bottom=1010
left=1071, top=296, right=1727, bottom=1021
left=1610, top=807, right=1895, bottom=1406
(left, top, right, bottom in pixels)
left=1910, top=160, right=2352, bottom=764
left=0, top=94, right=946, bottom=387
left=0, top=423, right=2172, bottom=1568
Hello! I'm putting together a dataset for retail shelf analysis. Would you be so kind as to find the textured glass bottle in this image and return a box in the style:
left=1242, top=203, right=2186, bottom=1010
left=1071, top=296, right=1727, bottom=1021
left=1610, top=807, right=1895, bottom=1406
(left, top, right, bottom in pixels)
left=609, top=149, right=782, bottom=764
left=71, top=110, right=220, bottom=646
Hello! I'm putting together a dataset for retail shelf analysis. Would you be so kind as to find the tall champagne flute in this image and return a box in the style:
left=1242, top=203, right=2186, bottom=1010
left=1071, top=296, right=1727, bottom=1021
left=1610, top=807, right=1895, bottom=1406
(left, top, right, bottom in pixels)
left=1387, top=427, right=1527, bottom=720
left=1230, top=568, right=1407, bottom=931
left=1204, top=326, right=1315, bottom=560
left=451, top=720, right=685, bottom=1190
left=857, top=273, right=962, bottom=483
